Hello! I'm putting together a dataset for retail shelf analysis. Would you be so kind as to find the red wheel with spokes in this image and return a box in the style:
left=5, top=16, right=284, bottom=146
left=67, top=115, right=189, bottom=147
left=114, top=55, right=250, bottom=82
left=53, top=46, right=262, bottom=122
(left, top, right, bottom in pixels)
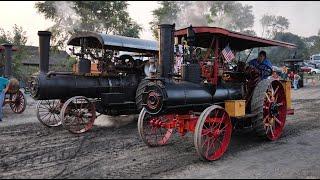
left=251, top=79, right=287, bottom=140
left=263, top=81, right=287, bottom=140
left=194, top=105, right=232, bottom=161
left=10, top=90, right=26, bottom=113
left=138, top=108, right=174, bottom=147
left=60, top=96, right=96, bottom=134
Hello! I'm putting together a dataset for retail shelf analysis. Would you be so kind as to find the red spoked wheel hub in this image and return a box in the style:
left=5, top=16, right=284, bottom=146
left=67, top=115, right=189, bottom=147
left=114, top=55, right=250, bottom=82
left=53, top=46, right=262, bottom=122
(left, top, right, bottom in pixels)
left=194, top=105, right=232, bottom=161
left=138, top=108, right=174, bottom=147
left=263, top=81, right=287, bottom=140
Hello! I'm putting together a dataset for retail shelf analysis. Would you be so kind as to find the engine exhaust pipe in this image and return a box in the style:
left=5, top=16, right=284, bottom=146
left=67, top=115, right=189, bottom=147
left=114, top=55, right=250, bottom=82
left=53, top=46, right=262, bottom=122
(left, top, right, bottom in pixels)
left=158, top=24, right=175, bottom=78
left=2, top=43, right=13, bottom=78
left=38, top=31, right=51, bottom=74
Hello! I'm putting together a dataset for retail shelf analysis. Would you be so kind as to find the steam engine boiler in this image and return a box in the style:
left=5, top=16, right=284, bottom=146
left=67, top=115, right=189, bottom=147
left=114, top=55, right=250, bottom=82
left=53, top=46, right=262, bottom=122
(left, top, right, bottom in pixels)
left=30, top=31, right=158, bottom=133
left=140, top=24, right=243, bottom=115
left=138, top=24, right=294, bottom=161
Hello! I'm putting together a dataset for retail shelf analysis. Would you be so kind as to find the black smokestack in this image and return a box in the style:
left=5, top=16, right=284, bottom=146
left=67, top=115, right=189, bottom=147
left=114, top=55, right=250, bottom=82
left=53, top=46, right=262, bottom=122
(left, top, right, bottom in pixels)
left=38, top=31, right=51, bottom=74
left=2, top=43, right=13, bottom=78
left=158, top=24, right=175, bottom=78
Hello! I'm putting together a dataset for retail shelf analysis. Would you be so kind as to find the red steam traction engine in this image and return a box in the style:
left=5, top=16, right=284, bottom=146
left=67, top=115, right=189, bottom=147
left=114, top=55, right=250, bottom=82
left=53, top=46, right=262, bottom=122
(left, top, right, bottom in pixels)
left=137, top=24, right=296, bottom=161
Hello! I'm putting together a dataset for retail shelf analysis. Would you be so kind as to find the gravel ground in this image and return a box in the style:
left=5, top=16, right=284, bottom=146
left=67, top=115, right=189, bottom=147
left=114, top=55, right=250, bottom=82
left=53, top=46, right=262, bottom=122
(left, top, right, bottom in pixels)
left=0, top=82, right=320, bottom=179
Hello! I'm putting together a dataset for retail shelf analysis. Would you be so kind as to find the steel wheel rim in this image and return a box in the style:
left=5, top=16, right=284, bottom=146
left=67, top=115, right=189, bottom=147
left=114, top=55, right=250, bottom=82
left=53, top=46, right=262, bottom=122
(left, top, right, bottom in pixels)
left=195, top=105, right=232, bottom=161
left=263, top=81, right=287, bottom=140
left=10, top=91, right=26, bottom=113
left=138, top=108, right=173, bottom=147
left=61, top=96, right=96, bottom=134
left=36, top=100, right=62, bottom=127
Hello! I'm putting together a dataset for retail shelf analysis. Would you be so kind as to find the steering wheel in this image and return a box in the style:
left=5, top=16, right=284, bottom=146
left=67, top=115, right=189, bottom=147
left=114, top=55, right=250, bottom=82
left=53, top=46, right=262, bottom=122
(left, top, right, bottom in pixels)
left=256, top=64, right=273, bottom=77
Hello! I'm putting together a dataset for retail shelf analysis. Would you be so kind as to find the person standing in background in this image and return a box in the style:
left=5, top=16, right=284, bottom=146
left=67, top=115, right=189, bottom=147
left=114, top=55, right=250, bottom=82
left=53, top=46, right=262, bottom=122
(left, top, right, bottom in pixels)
left=281, top=65, right=288, bottom=80
left=293, top=72, right=301, bottom=90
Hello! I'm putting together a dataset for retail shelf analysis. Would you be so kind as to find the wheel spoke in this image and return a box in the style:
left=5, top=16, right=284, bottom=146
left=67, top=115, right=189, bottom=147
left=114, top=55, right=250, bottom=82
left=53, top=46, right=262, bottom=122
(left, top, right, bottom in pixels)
left=269, top=125, right=275, bottom=138
left=274, top=116, right=282, bottom=126
left=265, top=92, right=272, bottom=102
left=273, top=86, right=279, bottom=96
left=61, top=97, right=95, bottom=134
left=195, top=106, right=232, bottom=161
left=37, top=100, right=62, bottom=127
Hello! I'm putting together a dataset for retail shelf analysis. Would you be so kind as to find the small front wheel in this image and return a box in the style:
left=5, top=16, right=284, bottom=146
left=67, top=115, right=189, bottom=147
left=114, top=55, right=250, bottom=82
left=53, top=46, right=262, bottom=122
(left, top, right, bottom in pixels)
left=194, top=105, right=232, bottom=161
left=36, top=100, right=62, bottom=127
left=60, top=96, right=96, bottom=134
left=138, top=108, right=174, bottom=147
left=10, top=90, right=27, bottom=114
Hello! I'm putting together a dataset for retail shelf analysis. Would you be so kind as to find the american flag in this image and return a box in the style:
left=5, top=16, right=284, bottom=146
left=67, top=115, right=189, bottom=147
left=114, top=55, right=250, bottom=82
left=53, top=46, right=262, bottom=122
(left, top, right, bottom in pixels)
left=222, top=45, right=235, bottom=62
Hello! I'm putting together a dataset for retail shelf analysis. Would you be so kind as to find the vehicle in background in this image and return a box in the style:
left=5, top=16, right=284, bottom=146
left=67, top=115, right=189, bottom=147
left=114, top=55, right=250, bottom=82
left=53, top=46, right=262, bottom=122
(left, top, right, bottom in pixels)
left=283, top=59, right=304, bottom=87
left=299, top=62, right=320, bottom=74
left=309, top=67, right=320, bottom=75
left=310, top=54, right=320, bottom=68
left=310, top=54, right=320, bottom=61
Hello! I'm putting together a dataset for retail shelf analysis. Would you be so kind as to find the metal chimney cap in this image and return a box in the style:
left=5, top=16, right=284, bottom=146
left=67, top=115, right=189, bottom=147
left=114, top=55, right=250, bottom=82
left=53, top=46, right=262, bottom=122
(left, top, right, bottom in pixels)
left=158, top=24, right=175, bottom=28
left=38, top=31, right=52, bottom=36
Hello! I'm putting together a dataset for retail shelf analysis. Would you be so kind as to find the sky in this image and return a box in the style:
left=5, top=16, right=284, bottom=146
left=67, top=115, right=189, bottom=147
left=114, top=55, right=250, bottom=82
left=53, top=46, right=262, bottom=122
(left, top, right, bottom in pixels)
left=0, top=1, right=320, bottom=46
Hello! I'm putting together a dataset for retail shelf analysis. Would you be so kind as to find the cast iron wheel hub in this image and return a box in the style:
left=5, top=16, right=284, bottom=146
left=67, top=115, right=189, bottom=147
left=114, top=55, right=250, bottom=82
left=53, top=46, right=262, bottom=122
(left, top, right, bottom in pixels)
left=270, top=102, right=279, bottom=116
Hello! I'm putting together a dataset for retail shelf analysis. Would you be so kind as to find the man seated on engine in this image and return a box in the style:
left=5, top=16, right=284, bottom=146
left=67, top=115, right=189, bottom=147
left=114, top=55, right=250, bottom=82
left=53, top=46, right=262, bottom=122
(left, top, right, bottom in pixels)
left=248, top=50, right=272, bottom=79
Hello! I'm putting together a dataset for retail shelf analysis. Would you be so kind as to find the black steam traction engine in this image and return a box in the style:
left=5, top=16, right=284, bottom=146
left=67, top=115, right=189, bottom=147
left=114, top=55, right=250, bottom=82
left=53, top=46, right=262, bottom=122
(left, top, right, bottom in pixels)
left=0, top=44, right=26, bottom=114
left=138, top=24, right=296, bottom=161
left=30, top=31, right=158, bottom=133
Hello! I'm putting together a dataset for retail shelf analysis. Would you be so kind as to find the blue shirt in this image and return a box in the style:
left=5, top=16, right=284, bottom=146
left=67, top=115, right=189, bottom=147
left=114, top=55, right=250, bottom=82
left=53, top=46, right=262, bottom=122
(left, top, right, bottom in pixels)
left=248, top=58, right=272, bottom=79
left=0, top=77, right=9, bottom=92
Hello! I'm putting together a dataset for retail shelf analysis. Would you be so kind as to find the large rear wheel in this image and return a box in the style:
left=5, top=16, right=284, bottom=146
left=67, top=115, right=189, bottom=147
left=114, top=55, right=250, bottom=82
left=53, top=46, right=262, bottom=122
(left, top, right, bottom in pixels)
left=251, top=79, right=287, bottom=140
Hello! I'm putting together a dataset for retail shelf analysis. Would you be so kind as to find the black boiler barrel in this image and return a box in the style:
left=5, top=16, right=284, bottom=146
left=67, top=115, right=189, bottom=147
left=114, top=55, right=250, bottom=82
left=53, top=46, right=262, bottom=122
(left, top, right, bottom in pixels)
left=30, top=73, right=139, bottom=100
left=142, top=80, right=244, bottom=114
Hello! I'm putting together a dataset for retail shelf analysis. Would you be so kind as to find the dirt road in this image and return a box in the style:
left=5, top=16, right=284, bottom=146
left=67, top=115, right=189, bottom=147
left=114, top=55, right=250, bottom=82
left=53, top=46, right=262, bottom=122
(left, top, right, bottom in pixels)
left=0, top=84, right=320, bottom=178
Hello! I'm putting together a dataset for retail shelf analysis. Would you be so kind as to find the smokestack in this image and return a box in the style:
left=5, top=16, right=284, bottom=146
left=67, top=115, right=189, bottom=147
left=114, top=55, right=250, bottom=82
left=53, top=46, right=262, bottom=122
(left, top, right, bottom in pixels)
left=38, top=31, right=51, bottom=74
left=158, top=24, right=175, bottom=78
left=78, top=38, right=91, bottom=74
left=2, top=43, right=13, bottom=78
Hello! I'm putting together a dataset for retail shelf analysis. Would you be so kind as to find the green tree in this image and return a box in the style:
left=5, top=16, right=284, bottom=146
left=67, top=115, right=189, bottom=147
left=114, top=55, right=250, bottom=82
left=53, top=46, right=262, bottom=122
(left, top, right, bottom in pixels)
left=309, top=36, right=320, bottom=55
left=207, top=1, right=254, bottom=32
left=149, top=1, right=180, bottom=39
left=260, top=14, right=289, bottom=38
left=267, top=32, right=308, bottom=65
left=35, top=1, right=142, bottom=48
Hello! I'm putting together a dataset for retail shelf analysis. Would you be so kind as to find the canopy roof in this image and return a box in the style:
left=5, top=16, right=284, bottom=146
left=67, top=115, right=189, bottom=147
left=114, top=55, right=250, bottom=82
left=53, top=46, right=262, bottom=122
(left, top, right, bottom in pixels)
left=67, top=31, right=158, bottom=53
left=174, top=26, right=297, bottom=51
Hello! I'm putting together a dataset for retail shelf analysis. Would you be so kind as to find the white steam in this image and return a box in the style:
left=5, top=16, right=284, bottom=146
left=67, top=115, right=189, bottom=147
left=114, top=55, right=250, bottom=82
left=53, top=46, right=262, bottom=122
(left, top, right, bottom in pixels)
left=53, top=1, right=81, bottom=33
left=160, top=1, right=236, bottom=30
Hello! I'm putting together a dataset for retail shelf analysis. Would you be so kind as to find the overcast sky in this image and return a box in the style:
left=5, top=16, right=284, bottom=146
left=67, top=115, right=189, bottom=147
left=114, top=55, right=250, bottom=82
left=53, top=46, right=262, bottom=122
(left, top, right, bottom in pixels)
left=0, top=1, right=320, bottom=46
